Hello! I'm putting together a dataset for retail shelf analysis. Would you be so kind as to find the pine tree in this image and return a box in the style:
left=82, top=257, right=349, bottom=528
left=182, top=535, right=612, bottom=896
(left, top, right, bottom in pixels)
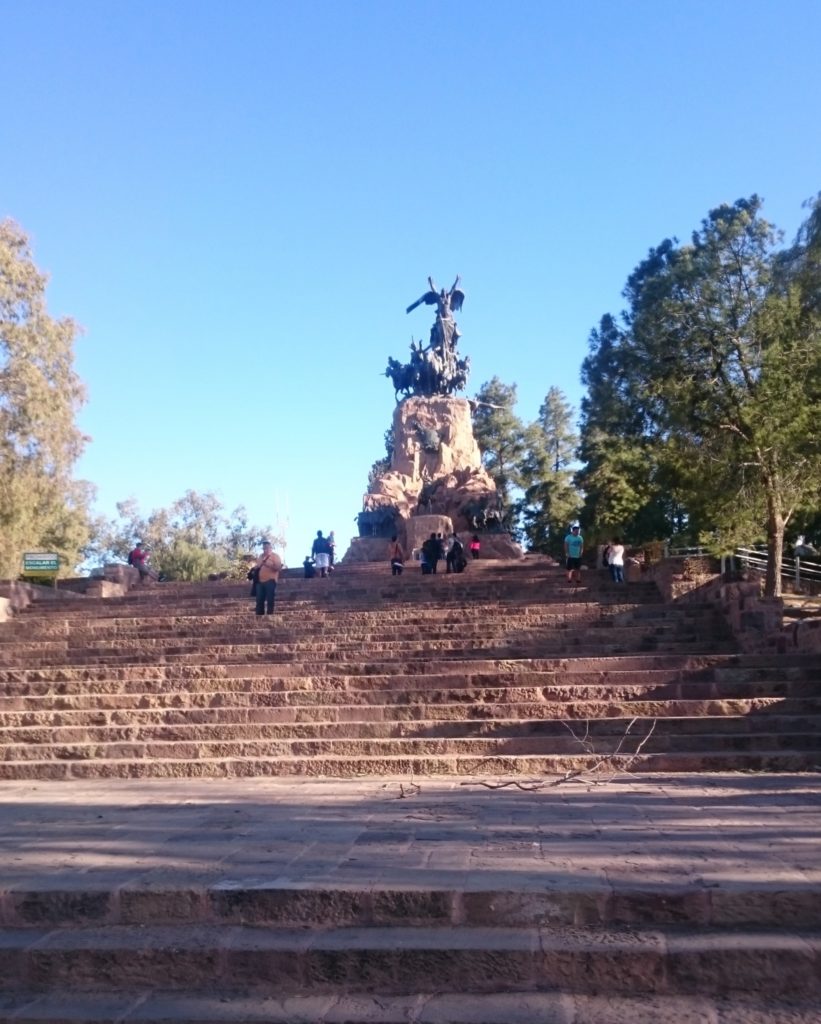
left=471, top=377, right=526, bottom=513
left=519, top=388, right=581, bottom=554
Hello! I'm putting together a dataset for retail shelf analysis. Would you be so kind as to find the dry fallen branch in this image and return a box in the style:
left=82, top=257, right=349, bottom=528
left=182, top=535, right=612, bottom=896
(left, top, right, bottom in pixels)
left=459, top=779, right=546, bottom=791
left=459, top=716, right=660, bottom=790
left=557, top=716, right=658, bottom=785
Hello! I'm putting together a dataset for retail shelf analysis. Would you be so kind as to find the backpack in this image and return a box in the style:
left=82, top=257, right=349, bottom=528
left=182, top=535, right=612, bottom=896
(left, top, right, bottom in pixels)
left=127, top=551, right=134, bottom=566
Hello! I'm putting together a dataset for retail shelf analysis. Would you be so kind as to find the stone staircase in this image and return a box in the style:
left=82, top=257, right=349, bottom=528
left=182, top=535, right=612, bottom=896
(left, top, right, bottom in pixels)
left=0, top=560, right=819, bottom=780
left=1, top=559, right=820, bottom=1021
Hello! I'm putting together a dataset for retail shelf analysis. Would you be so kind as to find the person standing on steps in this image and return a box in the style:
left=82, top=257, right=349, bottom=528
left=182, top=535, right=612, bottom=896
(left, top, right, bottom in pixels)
left=608, top=537, right=625, bottom=584
left=388, top=535, right=405, bottom=575
left=446, top=533, right=466, bottom=573
left=312, top=530, right=332, bottom=578
left=421, top=533, right=438, bottom=575
left=327, top=531, right=336, bottom=573
left=564, top=524, right=584, bottom=585
left=469, top=535, right=481, bottom=560
left=435, top=533, right=445, bottom=573
left=254, top=540, right=282, bottom=615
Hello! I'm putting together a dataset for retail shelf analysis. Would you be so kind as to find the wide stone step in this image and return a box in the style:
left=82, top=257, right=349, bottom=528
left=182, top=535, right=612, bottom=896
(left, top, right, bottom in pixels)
left=7, top=661, right=778, bottom=692
left=3, top=880, right=821, bottom=931
left=0, top=618, right=730, bottom=651
left=5, top=663, right=785, bottom=696
left=0, top=618, right=724, bottom=651
left=0, top=601, right=648, bottom=629
left=0, top=923, right=816, bottom=999
left=3, top=712, right=820, bottom=748
left=26, top=593, right=649, bottom=618
left=20, top=585, right=664, bottom=618
left=0, top=637, right=739, bottom=669
left=6, top=682, right=818, bottom=719
left=0, top=749, right=816, bottom=779
left=0, top=619, right=727, bottom=648
left=5, top=725, right=821, bottom=765
left=4, top=682, right=818, bottom=719
left=1, top=605, right=721, bottom=640
left=3, top=697, right=819, bottom=730
left=0, top=990, right=817, bottom=1024
left=8, top=651, right=803, bottom=685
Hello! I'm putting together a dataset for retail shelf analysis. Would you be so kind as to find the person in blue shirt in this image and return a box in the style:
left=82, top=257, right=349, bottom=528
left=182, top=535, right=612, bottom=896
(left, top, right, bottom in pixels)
left=564, top=524, right=584, bottom=585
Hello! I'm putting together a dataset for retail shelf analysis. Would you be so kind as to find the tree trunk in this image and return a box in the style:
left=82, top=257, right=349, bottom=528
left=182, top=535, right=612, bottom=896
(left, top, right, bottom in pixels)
left=764, top=496, right=785, bottom=599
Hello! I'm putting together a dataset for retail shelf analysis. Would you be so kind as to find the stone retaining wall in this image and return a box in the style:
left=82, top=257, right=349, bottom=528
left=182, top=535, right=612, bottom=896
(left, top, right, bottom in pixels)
left=0, top=565, right=139, bottom=622
left=642, top=557, right=821, bottom=655
left=0, top=580, right=82, bottom=623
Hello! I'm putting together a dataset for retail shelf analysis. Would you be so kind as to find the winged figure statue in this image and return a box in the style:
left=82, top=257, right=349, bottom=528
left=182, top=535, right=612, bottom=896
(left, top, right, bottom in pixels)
left=385, top=276, right=469, bottom=400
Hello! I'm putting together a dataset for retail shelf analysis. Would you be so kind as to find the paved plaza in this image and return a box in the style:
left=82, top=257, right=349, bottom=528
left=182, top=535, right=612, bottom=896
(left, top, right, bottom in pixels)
left=1, top=772, right=821, bottom=1022
left=2, top=773, right=820, bottom=901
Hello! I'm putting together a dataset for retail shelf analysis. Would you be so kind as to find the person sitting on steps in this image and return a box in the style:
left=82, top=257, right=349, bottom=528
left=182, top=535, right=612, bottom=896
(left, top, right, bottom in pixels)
left=127, top=541, right=158, bottom=583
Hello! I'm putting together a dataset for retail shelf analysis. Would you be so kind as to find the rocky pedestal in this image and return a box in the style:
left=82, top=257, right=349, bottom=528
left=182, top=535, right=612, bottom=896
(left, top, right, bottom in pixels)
left=343, top=396, right=521, bottom=562
left=404, top=515, right=454, bottom=558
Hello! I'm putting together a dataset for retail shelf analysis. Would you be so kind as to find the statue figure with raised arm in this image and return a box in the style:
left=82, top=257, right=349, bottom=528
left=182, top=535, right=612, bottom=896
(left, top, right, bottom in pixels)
left=384, top=275, right=469, bottom=399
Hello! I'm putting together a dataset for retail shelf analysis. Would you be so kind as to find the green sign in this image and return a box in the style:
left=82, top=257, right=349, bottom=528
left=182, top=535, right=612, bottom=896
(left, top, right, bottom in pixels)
left=23, top=552, right=60, bottom=575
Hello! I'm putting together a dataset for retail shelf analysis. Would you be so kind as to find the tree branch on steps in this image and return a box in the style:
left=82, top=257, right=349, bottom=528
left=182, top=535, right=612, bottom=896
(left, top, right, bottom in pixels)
left=459, top=717, right=658, bottom=790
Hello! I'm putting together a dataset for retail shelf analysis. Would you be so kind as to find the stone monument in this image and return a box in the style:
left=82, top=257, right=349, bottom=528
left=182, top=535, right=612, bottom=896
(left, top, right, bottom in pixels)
left=344, top=278, right=522, bottom=562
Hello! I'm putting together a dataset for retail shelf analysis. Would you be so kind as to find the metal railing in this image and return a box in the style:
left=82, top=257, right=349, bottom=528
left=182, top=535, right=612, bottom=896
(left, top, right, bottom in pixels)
left=734, top=546, right=821, bottom=591
left=667, top=543, right=821, bottom=592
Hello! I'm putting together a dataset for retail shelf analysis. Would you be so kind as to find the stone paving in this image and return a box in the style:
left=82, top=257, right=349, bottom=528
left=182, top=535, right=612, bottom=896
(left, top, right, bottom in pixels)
left=1, top=773, right=821, bottom=1022
left=1, top=773, right=820, bottom=904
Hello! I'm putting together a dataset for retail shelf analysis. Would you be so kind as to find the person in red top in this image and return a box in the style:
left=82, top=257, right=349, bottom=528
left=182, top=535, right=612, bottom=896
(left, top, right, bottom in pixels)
left=128, top=542, right=151, bottom=581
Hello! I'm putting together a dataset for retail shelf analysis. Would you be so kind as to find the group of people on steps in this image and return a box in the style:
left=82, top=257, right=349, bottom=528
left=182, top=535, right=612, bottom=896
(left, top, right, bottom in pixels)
left=388, top=532, right=481, bottom=576
left=132, top=520, right=627, bottom=623
left=565, top=525, right=626, bottom=584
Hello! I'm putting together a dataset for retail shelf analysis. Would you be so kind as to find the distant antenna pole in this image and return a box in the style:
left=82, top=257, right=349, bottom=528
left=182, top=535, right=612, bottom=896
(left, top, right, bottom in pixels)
left=272, top=493, right=291, bottom=553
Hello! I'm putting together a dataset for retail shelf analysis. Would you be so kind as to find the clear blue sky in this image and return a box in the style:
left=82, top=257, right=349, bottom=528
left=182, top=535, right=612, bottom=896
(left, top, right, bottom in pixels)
left=2, top=0, right=819, bottom=561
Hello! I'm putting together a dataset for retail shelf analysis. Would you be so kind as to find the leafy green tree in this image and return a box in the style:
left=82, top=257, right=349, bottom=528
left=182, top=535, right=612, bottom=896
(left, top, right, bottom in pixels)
left=157, top=539, right=229, bottom=582
left=92, top=491, right=279, bottom=581
left=519, top=388, right=581, bottom=554
left=471, top=377, right=527, bottom=513
left=582, top=196, right=821, bottom=596
left=575, top=314, right=683, bottom=543
left=0, top=220, right=92, bottom=577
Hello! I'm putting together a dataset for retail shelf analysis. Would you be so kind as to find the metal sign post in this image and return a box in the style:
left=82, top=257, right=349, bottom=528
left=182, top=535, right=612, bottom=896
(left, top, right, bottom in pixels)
left=22, top=553, right=60, bottom=584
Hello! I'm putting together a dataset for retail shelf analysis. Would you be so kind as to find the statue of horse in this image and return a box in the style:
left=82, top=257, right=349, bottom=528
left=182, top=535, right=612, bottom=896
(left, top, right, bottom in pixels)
left=384, top=357, right=413, bottom=401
